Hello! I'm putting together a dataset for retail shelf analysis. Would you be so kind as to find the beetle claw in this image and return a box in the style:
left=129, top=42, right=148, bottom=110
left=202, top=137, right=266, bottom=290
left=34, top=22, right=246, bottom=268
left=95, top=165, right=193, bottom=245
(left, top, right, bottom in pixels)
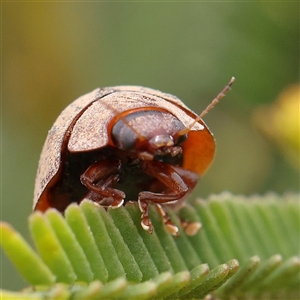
left=181, top=221, right=202, bottom=236
left=111, top=198, right=124, bottom=208
left=165, top=223, right=179, bottom=236
left=141, top=218, right=153, bottom=234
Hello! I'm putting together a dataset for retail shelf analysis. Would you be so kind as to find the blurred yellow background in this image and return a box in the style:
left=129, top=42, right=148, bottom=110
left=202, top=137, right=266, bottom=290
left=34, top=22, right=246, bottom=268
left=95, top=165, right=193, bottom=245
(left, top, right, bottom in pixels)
left=2, top=2, right=299, bottom=290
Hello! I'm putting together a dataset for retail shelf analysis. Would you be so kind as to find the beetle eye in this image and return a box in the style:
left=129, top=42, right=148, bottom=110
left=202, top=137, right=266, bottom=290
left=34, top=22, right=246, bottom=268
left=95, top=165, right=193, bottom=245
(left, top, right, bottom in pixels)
left=111, top=119, right=137, bottom=151
left=175, top=133, right=188, bottom=146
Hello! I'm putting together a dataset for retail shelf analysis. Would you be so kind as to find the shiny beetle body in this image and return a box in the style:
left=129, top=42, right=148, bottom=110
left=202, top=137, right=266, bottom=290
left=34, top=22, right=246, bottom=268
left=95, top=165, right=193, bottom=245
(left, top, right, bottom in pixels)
left=34, top=82, right=234, bottom=234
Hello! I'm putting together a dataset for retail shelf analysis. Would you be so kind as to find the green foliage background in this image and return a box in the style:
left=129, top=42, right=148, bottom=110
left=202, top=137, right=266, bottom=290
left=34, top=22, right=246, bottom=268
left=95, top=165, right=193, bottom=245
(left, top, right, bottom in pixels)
left=2, top=1, right=299, bottom=291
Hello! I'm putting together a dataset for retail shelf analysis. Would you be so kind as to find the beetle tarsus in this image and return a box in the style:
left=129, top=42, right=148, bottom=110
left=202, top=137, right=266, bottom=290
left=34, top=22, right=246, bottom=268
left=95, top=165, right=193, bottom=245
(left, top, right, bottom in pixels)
left=155, top=204, right=179, bottom=236
left=139, top=199, right=154, bottom=234
left=181, top=220, right=202, bottom=236
left=141, top=218, right=153, bottom=234
left=111, top=198, right=124, bottom=208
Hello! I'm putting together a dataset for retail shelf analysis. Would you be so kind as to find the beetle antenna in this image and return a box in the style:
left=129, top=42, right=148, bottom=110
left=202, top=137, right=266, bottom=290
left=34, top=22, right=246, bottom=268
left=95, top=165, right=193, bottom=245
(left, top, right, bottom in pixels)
left=178, top=77, right=235, bottom=136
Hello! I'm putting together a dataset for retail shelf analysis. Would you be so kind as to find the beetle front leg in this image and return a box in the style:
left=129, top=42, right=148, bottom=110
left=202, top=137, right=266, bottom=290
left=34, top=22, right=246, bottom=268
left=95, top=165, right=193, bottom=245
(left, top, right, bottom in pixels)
left=80, top=159, right=125, bottom=208
left=142, top=162, right=200, bottom=236
left=138, top=160, right=190, bottom=235
left=140, top=160, right=189, bottom=203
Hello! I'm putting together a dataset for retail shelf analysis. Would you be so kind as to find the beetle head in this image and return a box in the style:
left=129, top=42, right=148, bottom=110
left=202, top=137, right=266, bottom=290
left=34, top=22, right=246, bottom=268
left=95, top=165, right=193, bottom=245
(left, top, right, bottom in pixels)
left=110, top=108, right=188, bottom=160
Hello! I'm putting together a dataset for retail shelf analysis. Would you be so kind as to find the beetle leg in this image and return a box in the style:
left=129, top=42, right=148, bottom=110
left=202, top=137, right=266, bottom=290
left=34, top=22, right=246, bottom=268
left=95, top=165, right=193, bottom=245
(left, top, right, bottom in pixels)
left=170, top=166, right=199, bottom=204
left=139, top=160, right=189, bottom=203
left=138, top=160, right=190, bottom=235
left=146, top=164, right=200, bottom=236
left=84, top=174, right=124, bottom=208
left=80, top=160, right=125, bottom=208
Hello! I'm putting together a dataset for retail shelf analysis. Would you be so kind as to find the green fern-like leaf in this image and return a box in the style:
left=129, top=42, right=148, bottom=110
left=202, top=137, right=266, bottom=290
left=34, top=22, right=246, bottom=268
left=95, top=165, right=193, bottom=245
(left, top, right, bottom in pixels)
left=1, top=193, right=299, bottom=299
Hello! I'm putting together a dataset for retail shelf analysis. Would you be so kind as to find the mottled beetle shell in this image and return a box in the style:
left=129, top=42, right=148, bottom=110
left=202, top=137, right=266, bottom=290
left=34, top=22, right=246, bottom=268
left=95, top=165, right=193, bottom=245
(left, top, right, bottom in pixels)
left=33, top=86, right=215, bottom=211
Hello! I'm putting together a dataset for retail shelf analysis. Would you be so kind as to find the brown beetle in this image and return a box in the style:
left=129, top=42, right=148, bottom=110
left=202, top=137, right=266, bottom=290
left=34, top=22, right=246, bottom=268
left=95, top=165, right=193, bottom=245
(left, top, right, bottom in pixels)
left=34, top=79, right=235, bottom=235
